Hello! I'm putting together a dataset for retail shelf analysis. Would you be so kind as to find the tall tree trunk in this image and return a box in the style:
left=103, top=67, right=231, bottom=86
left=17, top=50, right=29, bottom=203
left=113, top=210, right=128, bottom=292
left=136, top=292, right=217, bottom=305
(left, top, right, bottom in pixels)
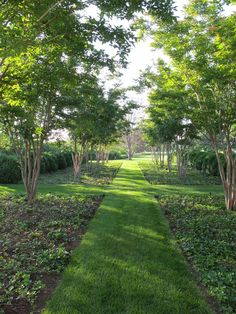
left=181, top=153, right=188, bottom=178
left=212, top=139, right=236, bottom=210
left=19, top=139, right=43, bottom=204
left=151, top=146, right=159, bottom=169
left=161, top=144, right=165, bottom=168
left=72, top=139, right=84, bottom=179
left=126, top=134, right=133, bottom=160
left=176, top=143, right=181, bottom=177
left=167, top=143, right=172, bottom=172
left=106, top=151, right=109, bottom=163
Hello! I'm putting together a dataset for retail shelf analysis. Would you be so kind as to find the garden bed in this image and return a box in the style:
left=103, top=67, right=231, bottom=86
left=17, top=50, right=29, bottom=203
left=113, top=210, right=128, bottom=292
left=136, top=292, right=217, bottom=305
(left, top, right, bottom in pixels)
left=139, top=161, right=221, bottom=185
left=0, top=193, right=104, bottom=313
left=38, top=161, right=122, bottom=185
left=157, top=194, right=236, bottom=314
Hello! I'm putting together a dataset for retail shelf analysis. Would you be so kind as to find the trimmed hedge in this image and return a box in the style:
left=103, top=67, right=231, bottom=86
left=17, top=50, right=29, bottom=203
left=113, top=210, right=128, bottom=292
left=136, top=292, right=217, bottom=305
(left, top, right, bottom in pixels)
left=108, top=150, right=127, bottom=160
left=0, top=153, right=21, bottom=184
left=189, top=150, right=226, bottom=177
left=0, top=150, right=73, bottom=184
left=0, top=145, right=126, bottom=184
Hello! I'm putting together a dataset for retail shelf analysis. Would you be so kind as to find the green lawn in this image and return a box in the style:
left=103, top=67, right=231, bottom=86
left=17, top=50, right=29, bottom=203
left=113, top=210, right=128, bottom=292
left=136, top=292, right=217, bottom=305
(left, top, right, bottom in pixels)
left=42, top=160, right=212, bottom=314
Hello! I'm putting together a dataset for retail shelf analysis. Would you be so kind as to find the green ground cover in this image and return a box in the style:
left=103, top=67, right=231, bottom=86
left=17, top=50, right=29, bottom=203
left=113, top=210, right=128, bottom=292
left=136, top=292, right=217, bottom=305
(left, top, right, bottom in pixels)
left=0, top=194, right=103, bottom=313
left=158, top=194, right=236, bottom=314
left=0, top=161, right=122, bottom=197
left=43, top=161, right=212, bottom=314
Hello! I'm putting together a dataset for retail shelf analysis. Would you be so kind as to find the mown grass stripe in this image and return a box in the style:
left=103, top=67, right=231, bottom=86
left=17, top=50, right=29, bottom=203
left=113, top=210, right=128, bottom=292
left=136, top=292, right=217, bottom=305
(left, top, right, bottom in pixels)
left=42, top=160, right=212, bottom=313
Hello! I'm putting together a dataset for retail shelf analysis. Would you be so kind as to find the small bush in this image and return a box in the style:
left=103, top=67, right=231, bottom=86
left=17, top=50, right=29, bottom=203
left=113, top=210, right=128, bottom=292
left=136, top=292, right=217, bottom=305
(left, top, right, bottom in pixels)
left=42, top=152, right=58, bottom=173
left=189, top=150, right=226, bottom=177
left=0, top=153, right=21, bottom=183
left=56, top=153, right=67, bottom=170
left=64, top=151, right=73, bottom=167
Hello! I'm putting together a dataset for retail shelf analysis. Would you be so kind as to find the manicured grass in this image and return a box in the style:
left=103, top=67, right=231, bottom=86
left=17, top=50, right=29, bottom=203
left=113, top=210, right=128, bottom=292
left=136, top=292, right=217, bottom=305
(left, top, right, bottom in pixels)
left=43, top=161, right=212, bottom=314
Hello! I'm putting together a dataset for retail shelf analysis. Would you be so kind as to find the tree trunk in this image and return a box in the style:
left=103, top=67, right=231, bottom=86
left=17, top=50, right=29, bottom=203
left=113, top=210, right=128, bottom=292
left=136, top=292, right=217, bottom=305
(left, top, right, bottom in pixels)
left=213, top=143, right=236, bottom=210
left=161, top=144, right=165, bottom=168
left=181, top=154, right=188, bottom=178
left=167, top=143, right=172, bottom=172
left=176, top=143, right=181, bottom=177
left=20, top=139, right=43, bottom=204
left=126, top=134, right=133, bottom=160
left=72, top=140, right=84, bottom=179
left=106, top=152, right=109, bottom=163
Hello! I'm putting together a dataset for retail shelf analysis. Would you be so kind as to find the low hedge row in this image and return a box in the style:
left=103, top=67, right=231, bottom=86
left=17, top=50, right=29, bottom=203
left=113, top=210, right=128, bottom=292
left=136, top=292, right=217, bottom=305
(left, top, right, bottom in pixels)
left=109, top=150, right=127, bottom=160
left=0, top=151, right=73, bottom=184
left=0, top=148, right=127, bottom=184
left=189, top=150, right=226, bottom=176
left=0, top=153, right=22, bottom=184
left=40, top=151, right=72, bottom=174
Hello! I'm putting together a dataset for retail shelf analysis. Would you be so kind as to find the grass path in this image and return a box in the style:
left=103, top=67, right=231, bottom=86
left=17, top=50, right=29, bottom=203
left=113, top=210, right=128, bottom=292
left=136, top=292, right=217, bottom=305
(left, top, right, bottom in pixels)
left=43, top=160, right=212, bottom=313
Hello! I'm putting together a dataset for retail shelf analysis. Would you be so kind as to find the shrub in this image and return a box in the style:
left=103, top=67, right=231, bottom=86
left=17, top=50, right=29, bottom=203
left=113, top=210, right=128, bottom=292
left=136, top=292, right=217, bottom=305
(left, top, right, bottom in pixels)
left=109, top=150, right=127, bottom=160
left=56, top=153, right=67, bottom=170
left=189, top=150, right=226, bottom=177
left=0, top=153, right=21, bottom=183
left=64, top=151, right=73, bottom=167
left=43, top=152, right=58, bottom=173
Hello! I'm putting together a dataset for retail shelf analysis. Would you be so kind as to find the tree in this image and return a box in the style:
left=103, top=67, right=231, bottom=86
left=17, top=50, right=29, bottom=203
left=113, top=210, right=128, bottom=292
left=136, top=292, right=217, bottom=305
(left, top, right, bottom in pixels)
left=141, top=60, right=197, bottom=176
left=151, top=0, right=236, bottom=210
left=63, top=77, right=133, bottom=177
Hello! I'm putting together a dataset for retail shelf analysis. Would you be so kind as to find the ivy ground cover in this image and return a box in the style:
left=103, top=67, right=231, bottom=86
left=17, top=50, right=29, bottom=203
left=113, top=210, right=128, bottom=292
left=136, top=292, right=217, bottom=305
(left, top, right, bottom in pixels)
left=157, top=194, right=236, bottom=314
left=0, top=194, right=103, bottom=313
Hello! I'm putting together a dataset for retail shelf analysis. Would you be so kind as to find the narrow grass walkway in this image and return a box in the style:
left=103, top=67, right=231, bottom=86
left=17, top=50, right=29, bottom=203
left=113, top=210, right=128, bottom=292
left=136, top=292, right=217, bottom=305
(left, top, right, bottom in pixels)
left=44, top=160, right=212, bottom=314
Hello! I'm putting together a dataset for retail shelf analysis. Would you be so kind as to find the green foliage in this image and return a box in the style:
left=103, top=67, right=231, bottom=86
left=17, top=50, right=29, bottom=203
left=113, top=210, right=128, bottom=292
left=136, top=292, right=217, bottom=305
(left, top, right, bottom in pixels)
left=158, top=194, right=236, bottom=313
left=40, top=145, right=72, bottom=173
left=0, top=147, right=72, bottom=183
left=0, top=153, right=21, bottom=183
left=189, top=150, right=226, bottom=177
left=109, top=150, right=127, bottom=160
left=139, top=161, right=221, bottom=185
left=0, top=193, right=103, bottom=310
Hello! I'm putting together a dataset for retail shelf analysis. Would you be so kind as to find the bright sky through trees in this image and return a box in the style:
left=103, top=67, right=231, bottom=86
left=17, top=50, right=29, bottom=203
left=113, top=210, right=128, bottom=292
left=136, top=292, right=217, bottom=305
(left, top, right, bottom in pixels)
left=120, top=0, right=236, bottom=111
